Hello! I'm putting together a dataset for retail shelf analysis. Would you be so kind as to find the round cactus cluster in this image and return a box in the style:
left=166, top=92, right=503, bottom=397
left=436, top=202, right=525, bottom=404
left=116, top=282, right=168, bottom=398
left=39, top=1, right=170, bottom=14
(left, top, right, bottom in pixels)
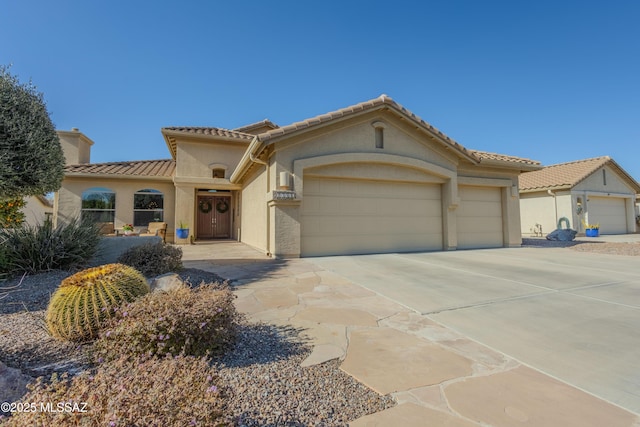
left=46, top=263, right=150, bottom=341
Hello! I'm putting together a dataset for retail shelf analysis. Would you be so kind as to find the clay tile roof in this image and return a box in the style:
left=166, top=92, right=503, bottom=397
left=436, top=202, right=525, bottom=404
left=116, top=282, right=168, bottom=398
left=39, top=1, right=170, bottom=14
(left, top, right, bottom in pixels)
left=65, top=159, right=175, bottom=178
left=470, top=150, right=541, bottom=166
left=162, top=127, right=254, bottom=141
left=519, top=156, right=615, bottom=191
left=233, top=119, right=279, bottom=133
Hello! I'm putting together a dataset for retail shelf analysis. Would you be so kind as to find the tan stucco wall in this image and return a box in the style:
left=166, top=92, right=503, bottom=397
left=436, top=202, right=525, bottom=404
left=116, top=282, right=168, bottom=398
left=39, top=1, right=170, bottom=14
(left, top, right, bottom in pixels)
left=519, top=191, right=574, bottom=236
left=176, top=141, right=248, bottom=179
left=240, top=165, right=268, bottom=252
left=273, top=115, right=458, bottom=184
left=55, top=178, right=176, bottom=241
left=22, top=196, right=53, bottom=226
left=574, top=165, right=636, bottom=194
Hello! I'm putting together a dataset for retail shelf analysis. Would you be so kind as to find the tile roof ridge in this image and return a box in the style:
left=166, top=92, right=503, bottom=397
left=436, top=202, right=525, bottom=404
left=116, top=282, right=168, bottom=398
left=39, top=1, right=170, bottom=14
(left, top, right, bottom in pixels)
left=468, top=148, right=540, bottom=164
left=233, top=119, right=279, bottom=132
left=162, top=126, right=254, bottom=138
left=543, top=156, right=610, bottom=168
left=255, top=95, right=392, bottom=140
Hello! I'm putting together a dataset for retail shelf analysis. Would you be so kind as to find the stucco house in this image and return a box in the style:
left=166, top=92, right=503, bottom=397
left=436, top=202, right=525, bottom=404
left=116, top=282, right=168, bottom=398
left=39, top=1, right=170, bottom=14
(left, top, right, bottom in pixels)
left=54, top=95, right=542, bottom=257
left=519, top=157, right=640, bottom=236
left=21, top=195, right=53, bottom=226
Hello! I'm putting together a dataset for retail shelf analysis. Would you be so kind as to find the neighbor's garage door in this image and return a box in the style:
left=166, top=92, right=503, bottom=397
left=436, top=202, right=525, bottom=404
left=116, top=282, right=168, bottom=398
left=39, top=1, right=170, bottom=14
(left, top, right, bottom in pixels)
left=457, top=186, right=504, bottom=249
left=588, top=197, right=627, bottom=234
left=301, top=177, right=443, bottom=257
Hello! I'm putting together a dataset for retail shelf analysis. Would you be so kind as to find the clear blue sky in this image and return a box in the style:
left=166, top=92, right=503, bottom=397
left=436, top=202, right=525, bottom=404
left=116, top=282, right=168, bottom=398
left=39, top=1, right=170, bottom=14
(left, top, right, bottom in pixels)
left=2, top=1, right=639, bottom=179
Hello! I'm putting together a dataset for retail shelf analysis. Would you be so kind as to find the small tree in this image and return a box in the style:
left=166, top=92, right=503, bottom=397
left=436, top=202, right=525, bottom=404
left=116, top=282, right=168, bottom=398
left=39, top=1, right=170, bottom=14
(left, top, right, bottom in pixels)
left=0, top=66, right=65, bottom=199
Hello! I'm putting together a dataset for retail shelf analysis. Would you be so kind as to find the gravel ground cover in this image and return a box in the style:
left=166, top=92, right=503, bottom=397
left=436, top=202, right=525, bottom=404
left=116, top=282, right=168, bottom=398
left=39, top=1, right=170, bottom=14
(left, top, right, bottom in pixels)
left=522, top=237, right=640, bottom=255
left=0, top=268, right=393, bottom=425
left=3, top=241, right=638, bottom=424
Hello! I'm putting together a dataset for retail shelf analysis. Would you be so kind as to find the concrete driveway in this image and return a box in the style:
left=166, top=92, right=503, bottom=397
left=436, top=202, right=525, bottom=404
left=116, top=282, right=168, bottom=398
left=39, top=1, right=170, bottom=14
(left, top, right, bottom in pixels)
left=310, top=246, right=640, bottom=414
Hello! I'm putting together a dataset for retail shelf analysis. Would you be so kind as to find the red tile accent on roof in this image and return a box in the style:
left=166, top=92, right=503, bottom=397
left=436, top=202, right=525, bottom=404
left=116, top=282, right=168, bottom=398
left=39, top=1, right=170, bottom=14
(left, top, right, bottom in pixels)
left=519, top=156, right=611, bottom=191
left=65, top=159, right=175, bottom=177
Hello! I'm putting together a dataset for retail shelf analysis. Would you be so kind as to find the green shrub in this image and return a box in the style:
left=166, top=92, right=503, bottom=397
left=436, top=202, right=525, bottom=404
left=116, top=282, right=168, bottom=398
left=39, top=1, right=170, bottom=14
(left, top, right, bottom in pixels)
left=46, top=263, right=150, bottom=342
left=116, top=242, right=183, bottom=277
left=0, top=217, right=100, bottom=275
left=5, top=354, right=227, bottom=427
left=94, top=284, right=239, bottom=360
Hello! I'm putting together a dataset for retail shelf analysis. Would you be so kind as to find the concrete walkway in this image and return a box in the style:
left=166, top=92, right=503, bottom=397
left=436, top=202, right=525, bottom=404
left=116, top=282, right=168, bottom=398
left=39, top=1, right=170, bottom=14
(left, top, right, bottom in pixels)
left=182, top=241, right=640, bottom=426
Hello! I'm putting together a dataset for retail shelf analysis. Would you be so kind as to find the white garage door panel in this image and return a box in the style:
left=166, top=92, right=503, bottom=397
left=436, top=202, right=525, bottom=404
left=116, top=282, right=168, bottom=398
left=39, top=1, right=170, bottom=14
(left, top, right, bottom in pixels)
left=302, top=177, right=443, bottom=256
left=588, top=197, right=627, bottom=234
left=457, top=186, right=503, bottom=249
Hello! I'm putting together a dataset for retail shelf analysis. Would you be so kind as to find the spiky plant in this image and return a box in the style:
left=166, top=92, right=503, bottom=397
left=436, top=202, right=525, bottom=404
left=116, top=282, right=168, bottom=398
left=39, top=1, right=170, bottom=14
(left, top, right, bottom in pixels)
left=46, top=263, right=150, bottom=341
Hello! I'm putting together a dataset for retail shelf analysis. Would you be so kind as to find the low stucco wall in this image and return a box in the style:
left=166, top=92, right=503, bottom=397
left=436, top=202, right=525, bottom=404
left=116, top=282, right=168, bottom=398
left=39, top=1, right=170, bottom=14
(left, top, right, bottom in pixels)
left=90, top=235, right=161, bottom=267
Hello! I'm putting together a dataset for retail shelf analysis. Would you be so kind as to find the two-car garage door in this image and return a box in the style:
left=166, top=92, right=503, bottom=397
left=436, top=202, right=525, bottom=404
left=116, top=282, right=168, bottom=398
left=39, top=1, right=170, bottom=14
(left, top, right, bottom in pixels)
left=301, top=177, right=443, bottom=257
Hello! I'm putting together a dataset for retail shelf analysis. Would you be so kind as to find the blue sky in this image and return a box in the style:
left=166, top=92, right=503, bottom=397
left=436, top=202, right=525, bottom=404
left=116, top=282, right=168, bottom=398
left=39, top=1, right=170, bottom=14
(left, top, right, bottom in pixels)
left=2, top=1, right=639, bottom=179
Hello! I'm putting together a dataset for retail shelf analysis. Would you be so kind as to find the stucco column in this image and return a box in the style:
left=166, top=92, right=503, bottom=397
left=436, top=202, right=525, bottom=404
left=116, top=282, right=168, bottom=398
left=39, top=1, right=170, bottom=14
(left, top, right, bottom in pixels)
left=267, top=193, right=301, bottom=258
left=626, top=197, right=637, bottom=233
left=442, top=178, right=459, bottom=250
left=503, top=184, right=523, bottom=247
left=174, top=184, right=195, bottom=244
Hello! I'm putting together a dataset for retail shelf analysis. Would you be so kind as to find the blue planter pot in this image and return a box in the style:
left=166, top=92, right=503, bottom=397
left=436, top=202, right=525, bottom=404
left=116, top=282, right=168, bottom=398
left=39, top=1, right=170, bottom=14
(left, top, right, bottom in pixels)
left=585, top=228, right=599, bottom=237
left=176, top=228, right=189, bottom=239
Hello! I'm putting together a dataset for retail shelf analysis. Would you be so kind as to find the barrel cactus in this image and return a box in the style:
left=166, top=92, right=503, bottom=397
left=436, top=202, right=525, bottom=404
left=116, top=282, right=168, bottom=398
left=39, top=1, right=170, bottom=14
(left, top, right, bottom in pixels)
left=46, top=263, right=150, bottom=341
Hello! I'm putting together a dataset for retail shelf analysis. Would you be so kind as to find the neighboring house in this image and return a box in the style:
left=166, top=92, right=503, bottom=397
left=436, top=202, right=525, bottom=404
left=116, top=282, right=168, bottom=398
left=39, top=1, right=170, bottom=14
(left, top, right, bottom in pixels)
left=22, top=195, right=53, bottom=226
left=519, top=157, right=640, bottom=236
left=54, top=95, right=541, bottom=257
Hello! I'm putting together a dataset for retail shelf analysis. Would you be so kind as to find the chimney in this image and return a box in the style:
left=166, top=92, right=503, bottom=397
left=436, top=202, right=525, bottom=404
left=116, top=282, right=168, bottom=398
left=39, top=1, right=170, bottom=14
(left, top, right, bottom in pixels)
left=57, top=128, right=95, bottom=165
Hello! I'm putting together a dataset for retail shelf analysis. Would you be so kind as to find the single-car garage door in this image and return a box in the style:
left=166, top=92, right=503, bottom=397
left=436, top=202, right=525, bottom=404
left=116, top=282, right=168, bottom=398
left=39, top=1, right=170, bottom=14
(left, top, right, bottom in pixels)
left=588, top=197, right=627, bottom=234
left=301, top=177, right=443, bottom=257
left=457, top=186, right=503, bottom=249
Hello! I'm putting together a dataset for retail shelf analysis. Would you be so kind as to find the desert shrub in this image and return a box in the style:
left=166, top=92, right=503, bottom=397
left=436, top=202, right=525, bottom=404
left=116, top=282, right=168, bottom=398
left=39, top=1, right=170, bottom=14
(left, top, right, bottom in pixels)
left=0, top=217, right=100, bottom=275
left=0, top=197, right=26, bottom=228
left=5, top=354, right=226, bottom=427
left=94, top=284, right=239, bottom=360
left=0, top=236, right=9, bottom=280
left=46, top=263, right=150, bottom=341
left=116, top=242, right=183, bottom=277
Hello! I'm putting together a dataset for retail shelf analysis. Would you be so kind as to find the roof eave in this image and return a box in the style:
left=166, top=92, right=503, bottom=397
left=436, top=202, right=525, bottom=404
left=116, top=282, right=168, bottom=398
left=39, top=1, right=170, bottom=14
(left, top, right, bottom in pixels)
left=477, top=159, right=543, bottom=172
left=161, top=131, right=177, bottom=159
left=606, top=159, right=640, bottom=193
left=230, top=136, right=263, bottom=184
left=519, top=184, right=572, bottom=193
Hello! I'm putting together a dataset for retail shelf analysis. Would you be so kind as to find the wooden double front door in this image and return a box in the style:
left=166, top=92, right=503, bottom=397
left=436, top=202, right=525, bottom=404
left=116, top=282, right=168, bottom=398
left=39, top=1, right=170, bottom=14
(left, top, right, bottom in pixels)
left=196, top=195, right=231, bottom=239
